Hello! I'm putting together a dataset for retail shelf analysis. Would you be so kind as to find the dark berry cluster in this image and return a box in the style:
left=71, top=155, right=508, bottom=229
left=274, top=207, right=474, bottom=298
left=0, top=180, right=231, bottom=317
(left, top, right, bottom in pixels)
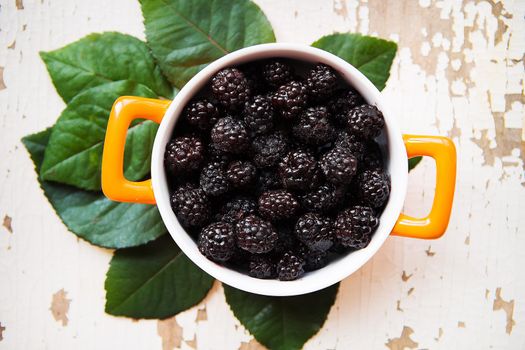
left=165, top=59, right=390, bottom=281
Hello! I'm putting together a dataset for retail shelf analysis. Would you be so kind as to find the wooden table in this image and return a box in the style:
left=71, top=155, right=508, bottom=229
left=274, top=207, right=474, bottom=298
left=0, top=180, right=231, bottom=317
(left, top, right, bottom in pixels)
left=0, top=0, right=523, bottom=349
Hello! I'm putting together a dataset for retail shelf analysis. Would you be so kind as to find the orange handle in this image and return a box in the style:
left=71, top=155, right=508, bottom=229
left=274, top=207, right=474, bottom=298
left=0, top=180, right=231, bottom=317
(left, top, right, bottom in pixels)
left=102, top=96, right=170, bottom=204
left=391, top=135, right=457, bottom=239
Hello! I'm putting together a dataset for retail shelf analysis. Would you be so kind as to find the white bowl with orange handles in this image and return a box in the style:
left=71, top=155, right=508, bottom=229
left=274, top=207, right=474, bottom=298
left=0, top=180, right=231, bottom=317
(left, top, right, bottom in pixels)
left=101, top=43, right=456, bottom=296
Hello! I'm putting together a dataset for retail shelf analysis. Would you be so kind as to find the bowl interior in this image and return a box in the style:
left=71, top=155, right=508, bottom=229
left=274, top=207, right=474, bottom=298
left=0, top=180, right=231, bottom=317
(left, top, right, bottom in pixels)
left=151, top=43, right=407, bottom=296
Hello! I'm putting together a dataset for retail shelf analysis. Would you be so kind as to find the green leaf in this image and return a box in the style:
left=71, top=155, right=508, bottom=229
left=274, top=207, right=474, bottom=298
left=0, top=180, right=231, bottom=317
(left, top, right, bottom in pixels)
left=22, top=129, right=167, bottom=249
left=41, top=32, right=174, bottom=102
left=40, top=81, right=158, bottom=191
left=141, top=0, right=275, bottom=89
left=105, top=235, right=214, bottom=319
left=408, top=156, right=423, bottom=171
left=224, top=283, right=339, bottom=350
left=312, top=33, right=397, bottom=91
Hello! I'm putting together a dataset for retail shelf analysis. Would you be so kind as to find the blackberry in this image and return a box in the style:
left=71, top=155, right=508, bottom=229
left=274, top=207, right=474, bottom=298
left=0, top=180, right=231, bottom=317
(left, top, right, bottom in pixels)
left=292, top=106, right=335, bottom=146
left=328, top=89, right=364, bottom=123
left=252, top=132, right=289, bottom=168
left=334, top=206, right=379, bottom=249
left=170, top=184, right=211, bottom=228
left=297, top=245, right=329, bottom=271
left=306, top=63, right=338, bottom=102
left=183, top=99, right=220, bottom=131
left=255, top=169, right=281, bottom=194
left=299, top=183, right=345, bottom=213
left=258, top=190, right=300, bottom=222
left=271, top=80, right=308, bottom=120
left=335, top=131, right=366, bottom=161
left=200, top=161, right=230, bottom=197
left=211, top=67, right=251, bottom=110
left=320, top=147, right=358, bottom=185
left=164, top=136, right=205, bottom=175
left=357, top=170, right=390, bottom=208
left=211, top=116, right=249, bottom=154
left=198, top=222, right=236, bottom=262
left=249, top=255, right=276, bottom=279
left=344, top=104, right=385, bottom=139
left=243, top=94, right=274, bottom=136
left=236, top=215, right=278, bottom=254
left=218, top=197, right=257, bottom=224
left=294, top=213, right=334, bottom=252
left=360, top=141, right=384, bottom=172
left=277, top=252, right=305, bottom=281
left=226, top=160, right=257, bottom=188
left=278, top=149, right=321, bottom=191
left=262, top=60, right=293, bottom=88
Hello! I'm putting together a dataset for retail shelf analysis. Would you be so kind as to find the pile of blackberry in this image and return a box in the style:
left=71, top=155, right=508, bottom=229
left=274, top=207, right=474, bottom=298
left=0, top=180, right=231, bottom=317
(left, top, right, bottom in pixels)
left=165, top=59, right=390, bottom=281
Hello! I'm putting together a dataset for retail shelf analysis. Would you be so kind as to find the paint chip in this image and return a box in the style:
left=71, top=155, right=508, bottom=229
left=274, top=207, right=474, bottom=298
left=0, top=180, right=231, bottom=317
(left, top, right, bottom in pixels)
left=464, top=235, right=470, bottom=245
left=239, top=338, right=267, bottom=350
left=185, top=335, right=197, bottom=349
left=50, top=289, right=70, bottom=326
left=401, top=271, right=412, bottom=282
left=157, top=317, right=183, bottom=350
left=0, top=67, right=5, bottom=90
left=333, top=0, right=349, bottom=20
left=407, top=287, right=415, bottom=296
left=16, top=0, right=24, bottom=9
left=7, top=41, right=16, bottom=50
left=0, top=322, right=5, bottom=341
left=425, top=246, right=436, bottom=256
left=3, top=215, right=12, bottom=233
left=196, top=307, right=207, bottom=321
left=396, top=300, right=403, bottom=312
left=493, top=288, right=515, bottom=334
left=434, top=327, right=443, bottom=341
left=385, top=326, right=418, bottom=350
left=458, top=321, right=466, bottom=328
left=485, top=289, right=490, bottom=299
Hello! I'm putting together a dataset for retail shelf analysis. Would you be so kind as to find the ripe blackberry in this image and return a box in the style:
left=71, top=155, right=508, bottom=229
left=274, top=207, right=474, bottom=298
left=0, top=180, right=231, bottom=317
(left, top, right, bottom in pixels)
left=271, top=80, right=308, bottom=120
left=243, top=94, right=274, bottom=136
left=255, top=169, right=281, bottom=194
left=226, top=160, right=256, bottom=188
left=299, top=183, right=345, bottom=213
left=297, top=245, right=329, bottom=271
left=306, top=63, right=338, bottom=102
left=211, top=67, right=251, bottom=110
left=294, top=213, right=334, bottom=252
left=218, top=197, right=257, bottom=224
left=360, top=141, right=384, bottom=172
left=334, top=206, right=379, bottom=249
left=211, top=116, right=249, bottom=154
left=200, top=161, right=230, bottom=197
left=252, top=132, right=289, bottom=168
left=249, top=255, right=276, bottom=279
left=258, top=190, right=300, bottom=222
left=335, top=131, right=366, bottom=161
left=328, top=89, right=364, bottom=123
left=344, top=104, right=385, bottom=139
left=198, top=222, right=236, bottom=262
left=183, top=99, right=220, bottom=131
left=320, top=147, right=358, bottom=185
left=357, top=170, right=390, bottom=208
left=170, top=184, right=211, bottom=228
left=277, top=252, right=305, bottom=281
left=164, top=136, right=205, bottom=175
left=278, top=149, right=321, bottom=191
left=236, top=215, right=278, bottom=254
left=262, top=60, right=293, bottom=88
left=292, top=106, right=335, bottom=146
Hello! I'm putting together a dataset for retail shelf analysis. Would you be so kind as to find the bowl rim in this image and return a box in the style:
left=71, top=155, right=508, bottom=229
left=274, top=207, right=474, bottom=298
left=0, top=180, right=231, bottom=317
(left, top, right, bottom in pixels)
left=151, top=43, right=408, bottom=296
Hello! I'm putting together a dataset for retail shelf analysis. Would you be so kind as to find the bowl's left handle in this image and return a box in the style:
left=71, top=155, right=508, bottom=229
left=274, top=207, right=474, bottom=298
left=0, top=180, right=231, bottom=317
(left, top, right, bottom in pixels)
left=102, top=96, right=171, bottom=205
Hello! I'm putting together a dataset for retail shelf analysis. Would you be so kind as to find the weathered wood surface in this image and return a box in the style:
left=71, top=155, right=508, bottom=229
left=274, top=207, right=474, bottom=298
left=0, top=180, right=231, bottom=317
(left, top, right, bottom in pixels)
left=0, top=0, right=523, bottom=349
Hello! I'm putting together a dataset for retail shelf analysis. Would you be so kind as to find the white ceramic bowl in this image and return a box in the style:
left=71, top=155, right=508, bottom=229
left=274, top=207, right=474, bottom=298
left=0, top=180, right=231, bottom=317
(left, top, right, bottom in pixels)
left=102, top=43, right=456, bottom=296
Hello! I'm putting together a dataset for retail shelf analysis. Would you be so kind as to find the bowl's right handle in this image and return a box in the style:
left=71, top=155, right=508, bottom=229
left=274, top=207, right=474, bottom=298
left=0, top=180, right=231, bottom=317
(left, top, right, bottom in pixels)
left=391, top=135, right=457, bottom=239
left=102, top=96, right=171, bottom=205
